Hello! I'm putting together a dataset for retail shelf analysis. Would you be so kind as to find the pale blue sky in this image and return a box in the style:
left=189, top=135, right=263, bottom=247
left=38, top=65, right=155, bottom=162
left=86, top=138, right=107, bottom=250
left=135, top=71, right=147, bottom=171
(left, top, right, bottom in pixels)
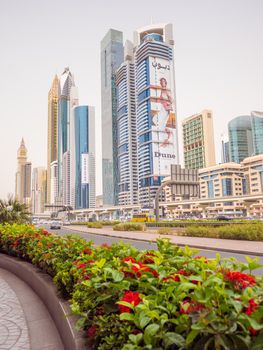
left=0, top=0, right=262, bottom=198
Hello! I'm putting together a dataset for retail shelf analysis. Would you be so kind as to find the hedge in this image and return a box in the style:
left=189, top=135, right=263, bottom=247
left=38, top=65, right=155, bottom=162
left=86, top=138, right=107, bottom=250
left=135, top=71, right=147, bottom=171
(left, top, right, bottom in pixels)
left=146, top=220, right=263, bottom=228
left=0, top=224, right=262, bottom=350
left=113, top=223, right=145, bottom=231
left=183, top=224, right=263, bottom=241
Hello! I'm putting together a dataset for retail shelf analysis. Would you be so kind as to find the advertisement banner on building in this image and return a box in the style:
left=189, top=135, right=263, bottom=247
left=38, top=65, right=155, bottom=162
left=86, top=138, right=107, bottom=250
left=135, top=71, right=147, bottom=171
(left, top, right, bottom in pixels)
left=149, top=56, right=178, bottom=175
left=81, top=153, right=89, bottom=184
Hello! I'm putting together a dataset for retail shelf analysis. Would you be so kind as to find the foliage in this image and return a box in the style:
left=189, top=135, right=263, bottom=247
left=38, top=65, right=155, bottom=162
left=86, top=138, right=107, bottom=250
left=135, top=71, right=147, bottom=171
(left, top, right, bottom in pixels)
left=86, top=222, right=103, bottom=229
left=0, top=224, right=263, bottom=350
left=183, top=224, right=263, bottom=241
left=0, top=196, right=30, bottom=224
left=147, top=220, right=262, bottom=228
left=157, top=227, right=173, bottom=235
left=113, top=223, right=145, bottom=231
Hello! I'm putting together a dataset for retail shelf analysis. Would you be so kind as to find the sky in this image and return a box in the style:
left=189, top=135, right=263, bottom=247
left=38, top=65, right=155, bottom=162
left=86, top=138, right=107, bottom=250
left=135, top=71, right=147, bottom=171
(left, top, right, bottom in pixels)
left=0, top=0, right=262, bottom=199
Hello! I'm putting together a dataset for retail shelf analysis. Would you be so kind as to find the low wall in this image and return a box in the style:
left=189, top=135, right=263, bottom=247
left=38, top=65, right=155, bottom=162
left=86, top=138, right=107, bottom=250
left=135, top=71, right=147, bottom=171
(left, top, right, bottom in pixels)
left=0, top=254, right=87, bottom=350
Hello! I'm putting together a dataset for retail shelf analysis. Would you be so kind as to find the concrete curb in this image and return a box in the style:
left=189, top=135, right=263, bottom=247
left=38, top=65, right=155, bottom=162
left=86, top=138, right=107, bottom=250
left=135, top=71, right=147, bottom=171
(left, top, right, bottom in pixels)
left=65, top=226, right=263, bottom=257
left=0, top=254, right=87, bottom=350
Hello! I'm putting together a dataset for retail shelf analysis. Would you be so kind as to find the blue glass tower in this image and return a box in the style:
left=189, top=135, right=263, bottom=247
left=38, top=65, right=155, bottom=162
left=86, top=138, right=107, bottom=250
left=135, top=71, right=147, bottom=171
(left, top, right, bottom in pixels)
left=251, top=111, right=263, bottom=155
left=73, top=106, right=96, bottom=209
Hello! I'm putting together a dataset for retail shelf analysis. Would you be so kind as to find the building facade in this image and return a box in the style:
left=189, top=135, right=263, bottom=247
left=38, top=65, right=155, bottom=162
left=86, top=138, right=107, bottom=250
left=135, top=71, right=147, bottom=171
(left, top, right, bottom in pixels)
left=50, top=160, right=58, bottom=205
left=116, top=40, right=138, bottom=205
left=228, top=115, right=253, bottom=163
left=47, top=75, right=60, bottom=205
left=57, top=67, right=78, bottom=206
left=133, top=23, right=179, bottom=207
left=251, top=111, right=263, bottom=155
left=101, top=29, right=124, bottom=206
left=31, top=167, right=47, bottom=214
left=72, top=106, right=96, bottom=209
left=182, top=110, right=216, bottom=170
left=15, top=139, right=32, bottom=206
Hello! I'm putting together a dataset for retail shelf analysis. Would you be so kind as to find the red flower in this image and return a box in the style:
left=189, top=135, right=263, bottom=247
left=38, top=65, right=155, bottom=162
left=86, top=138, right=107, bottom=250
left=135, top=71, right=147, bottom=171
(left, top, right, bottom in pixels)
left=42, top=229, right=49, bottom=235
left=163, top=274, right=181, bottom=282
left=249, top=327, right=257, bottom=336
left=123, top=256, right=136, bottom=263
left=77, top=263, right=87, bottom=269
left=132, top=329, right=142, bottom=335
left=86, top=325, right=97, bottom=338
left=118, top=291, right=142, bottom=313
left=244, top=299, right=258, bottom=316
left=83, top=248, right=92, bottom=255
left=142, top=253, right=155, bottom=264
left=195, top=256, right=208, bottom=263
left=101, top=243, right=111, bottom=248
left=225, top=271, right=256, bottom=289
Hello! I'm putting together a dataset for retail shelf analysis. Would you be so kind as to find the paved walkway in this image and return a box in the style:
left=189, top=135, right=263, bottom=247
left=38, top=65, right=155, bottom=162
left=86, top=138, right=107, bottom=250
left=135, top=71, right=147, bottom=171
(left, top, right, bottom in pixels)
left=0, top=268, right=64, bottom=350
left=67, top=225, right=263, bottom=256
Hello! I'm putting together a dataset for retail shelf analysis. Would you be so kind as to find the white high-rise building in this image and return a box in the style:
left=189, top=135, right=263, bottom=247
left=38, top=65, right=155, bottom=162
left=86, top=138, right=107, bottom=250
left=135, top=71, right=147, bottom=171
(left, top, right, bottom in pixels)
left=32, top=167, right=47, bottom=214
left=50, top=160, right=58, bottom=205
left=57, top=68, right=78, bottom=207
left=116, top=41, right=138, bottom=205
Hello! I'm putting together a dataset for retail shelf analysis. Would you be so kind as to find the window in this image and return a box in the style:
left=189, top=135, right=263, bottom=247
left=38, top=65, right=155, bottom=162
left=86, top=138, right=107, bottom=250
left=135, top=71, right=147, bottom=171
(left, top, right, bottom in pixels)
left=222, top=178, right=232, bottom=196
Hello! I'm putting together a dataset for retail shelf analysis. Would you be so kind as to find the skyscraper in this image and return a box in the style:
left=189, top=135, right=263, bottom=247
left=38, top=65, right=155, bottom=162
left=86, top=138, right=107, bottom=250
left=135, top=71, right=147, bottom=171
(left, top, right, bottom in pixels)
left=47, top=75, right=60, bottom=205
left=228, top=115, right=253, bottom=163
left=182, top=110, right=216, bottom=170
left=221, top=134, right=230, bottom=163
left=72, top=106, right=96, bottom=209
left=251, top=111, right=263, bottom=155
left=133, top=23, right=179, bottom=207
left=101, top=29, right=124, bottom=206
left=57, top=67, right=78, bottom=206
left=31, top=167, right=47, bottom=214
left=15, top=139, right=32, bottom=206
left=116, top=40, right=138, bottom=205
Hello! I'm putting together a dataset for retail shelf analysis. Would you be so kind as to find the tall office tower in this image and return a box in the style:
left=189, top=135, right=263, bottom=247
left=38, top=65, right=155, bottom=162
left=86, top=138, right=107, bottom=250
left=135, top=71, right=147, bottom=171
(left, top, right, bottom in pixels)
left=221, top=133, right=230, bottom=163
left=57, top=67, right=78, bottom=206
left=228, top=116, right=253, bottom=163
left=251, top=111, right=263, bottom=155
left=101, top=29, right=124, bottom=206
left=50, top=160, right=58, bottom=205
left=182, top=109, right=216, bottom=170
left=31, top=167, right=47, bottom=214
left=47, top=75, right=60, bottom=205
left=116, top=40, right=138, bottom=205
left=72, top=106, right=96, bottom=209
left=15, top=139, right=32, bottom=205
left=133, top=23, right=179, bottom=207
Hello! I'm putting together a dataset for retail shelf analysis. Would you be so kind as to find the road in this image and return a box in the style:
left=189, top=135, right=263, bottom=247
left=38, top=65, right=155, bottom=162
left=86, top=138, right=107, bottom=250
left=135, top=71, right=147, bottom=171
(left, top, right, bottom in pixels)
left=40, top=225, right=263, bottom=276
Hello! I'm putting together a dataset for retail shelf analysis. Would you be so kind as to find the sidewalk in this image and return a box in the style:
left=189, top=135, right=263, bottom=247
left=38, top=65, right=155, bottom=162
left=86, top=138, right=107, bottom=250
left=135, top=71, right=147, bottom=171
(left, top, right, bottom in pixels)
left=66, top=225, right=263, bottom=256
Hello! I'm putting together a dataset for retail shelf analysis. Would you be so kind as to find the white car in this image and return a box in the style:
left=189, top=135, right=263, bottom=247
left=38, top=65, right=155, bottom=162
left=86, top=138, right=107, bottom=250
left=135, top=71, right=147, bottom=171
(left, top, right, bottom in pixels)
left=50, top=221, right=62, bottom=229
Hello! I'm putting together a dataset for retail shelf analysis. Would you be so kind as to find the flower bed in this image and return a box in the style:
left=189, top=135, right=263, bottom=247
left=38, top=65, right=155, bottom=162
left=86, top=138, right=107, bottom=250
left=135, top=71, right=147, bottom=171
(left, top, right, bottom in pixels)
left=113, top=223, right=145, bottom=231
left=0, top=224, right=262, bottom=349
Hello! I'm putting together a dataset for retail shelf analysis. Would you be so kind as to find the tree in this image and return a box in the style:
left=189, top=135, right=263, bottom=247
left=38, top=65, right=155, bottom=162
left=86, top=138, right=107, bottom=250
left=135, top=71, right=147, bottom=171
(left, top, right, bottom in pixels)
left=0, top=196, right=31, bottom=224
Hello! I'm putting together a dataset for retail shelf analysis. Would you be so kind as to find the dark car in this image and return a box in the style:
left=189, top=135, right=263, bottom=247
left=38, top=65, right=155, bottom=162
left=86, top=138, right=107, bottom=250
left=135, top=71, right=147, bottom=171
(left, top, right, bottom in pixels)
left=216, top=215, right=232, bottom=221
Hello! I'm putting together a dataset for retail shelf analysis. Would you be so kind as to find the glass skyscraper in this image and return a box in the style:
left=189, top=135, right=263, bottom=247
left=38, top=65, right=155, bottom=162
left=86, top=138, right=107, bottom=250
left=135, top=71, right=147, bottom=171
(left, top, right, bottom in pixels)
left=228, top=116, right=253, bottom=163
left=251, top=111, right=263, bottom=155
left=73, top=106, right=96, bottom=209
left=101, top=29, right=124, bottom=206
left=133, top=23, right=179, bottom=207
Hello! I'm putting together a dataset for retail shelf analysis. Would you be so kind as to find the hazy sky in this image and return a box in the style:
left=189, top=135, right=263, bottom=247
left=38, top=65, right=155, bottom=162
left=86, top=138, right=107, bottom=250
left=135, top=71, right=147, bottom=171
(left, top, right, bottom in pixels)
left=0, top=0, right=262, bottom=199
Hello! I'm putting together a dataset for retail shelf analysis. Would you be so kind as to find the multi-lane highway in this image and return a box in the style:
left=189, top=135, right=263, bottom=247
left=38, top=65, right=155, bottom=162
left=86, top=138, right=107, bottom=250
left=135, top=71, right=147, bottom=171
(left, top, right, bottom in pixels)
left=40, top=225, right=263, bottom=275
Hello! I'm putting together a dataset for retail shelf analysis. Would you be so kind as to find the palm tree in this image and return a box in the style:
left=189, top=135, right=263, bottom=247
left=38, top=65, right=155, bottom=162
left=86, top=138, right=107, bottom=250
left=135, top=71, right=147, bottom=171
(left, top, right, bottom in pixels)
left=0, top=196, right=31, bottom=224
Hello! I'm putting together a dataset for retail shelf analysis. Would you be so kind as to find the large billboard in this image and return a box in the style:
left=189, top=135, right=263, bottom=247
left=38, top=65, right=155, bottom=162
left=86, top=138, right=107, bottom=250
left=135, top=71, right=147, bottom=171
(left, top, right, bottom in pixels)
left=149, top=57, right=178, bottom=176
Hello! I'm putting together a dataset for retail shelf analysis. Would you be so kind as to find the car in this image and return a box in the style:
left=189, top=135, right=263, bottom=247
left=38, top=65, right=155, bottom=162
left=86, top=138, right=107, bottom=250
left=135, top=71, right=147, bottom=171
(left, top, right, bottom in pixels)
left=216, top=215, right=232, bottom=221
left=50, top=221, right=62, bottom=229
left=63, top=220, right=71, bottom=225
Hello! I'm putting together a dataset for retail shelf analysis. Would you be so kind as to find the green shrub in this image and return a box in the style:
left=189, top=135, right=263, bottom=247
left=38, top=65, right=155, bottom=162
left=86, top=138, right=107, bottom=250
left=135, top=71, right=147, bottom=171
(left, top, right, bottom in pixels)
left=86, top=222, right=103, bottom=229
left=182, top=223, right=263, bottom=241
left=113, top=223, right=145, bottom=231
left=0, top=224, right=262, bottom=350
left=157, top=227, right=173, bottom=235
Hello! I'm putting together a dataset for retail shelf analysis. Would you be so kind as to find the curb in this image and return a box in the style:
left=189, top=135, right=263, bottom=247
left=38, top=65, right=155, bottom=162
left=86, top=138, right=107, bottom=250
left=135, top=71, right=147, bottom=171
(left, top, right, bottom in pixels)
left=0, top=254, right=87, bottom=350
left=65, top=226, right=263, bottom=257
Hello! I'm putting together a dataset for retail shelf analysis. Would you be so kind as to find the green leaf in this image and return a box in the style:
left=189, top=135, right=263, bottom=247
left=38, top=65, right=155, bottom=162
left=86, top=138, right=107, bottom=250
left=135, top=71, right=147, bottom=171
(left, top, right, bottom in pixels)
left=120, top=312, right=135, bottom=321
left=112, top=269, right=124, bottom=282
left=186, top=330, right=199, bottom=346
left=117, top=301, right=134, bottom=310
left=96, top=258, right=106, bottom=268
left=163, top=332, right=185, bottom=349
left=252, top=334, right=263, bottom=350
left=143, top=324, right=160, bottom=345
left=129, top=333, right=143, bottom=345
left=177, top=282, right=197, bottom=293
left=139, top=315, right=151, bottom=329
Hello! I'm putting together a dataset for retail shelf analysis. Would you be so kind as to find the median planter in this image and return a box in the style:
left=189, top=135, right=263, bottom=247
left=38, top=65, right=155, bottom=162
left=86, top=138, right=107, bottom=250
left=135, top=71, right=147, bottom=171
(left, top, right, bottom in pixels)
left=0, top=254, right=87, bottom=350
left=0, top=224, right=262, bottom=350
